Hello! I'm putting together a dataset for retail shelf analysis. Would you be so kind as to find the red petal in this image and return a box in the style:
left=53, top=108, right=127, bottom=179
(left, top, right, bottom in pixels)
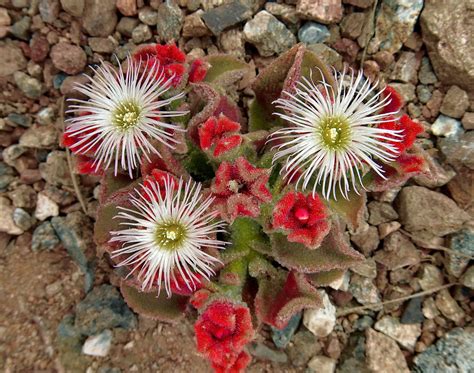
left=214, top=135, right=242, bottom=157
left=381, top=85, right=403, bottom=114
left=398, top=114, right=424, bottom=151
left=396, top=152, right=425, bottom=173
left=189, top=59, right=208, bottom=83
left=212, top=161, right=234, bottom=196
left=217, top=115, right=241, bottom=134
left=132, top=44, right=158, bottom=62
left=199, top=117, right=218, bottom=150
left=156, top=43, right=186, bottom=64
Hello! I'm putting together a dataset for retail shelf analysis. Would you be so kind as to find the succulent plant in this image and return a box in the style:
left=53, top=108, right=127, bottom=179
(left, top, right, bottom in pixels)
left=63, top=43, right=427, bottom=372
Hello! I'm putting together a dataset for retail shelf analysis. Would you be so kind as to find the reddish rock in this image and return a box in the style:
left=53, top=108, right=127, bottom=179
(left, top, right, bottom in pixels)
left=116, top=0, right=137, bottom=16
left=50, top=42, right=87, bottom=75
left=332, top=38, right=360, bottom=63
left=296, top=0, right=343, bottom=24
left=29, top=34, right=49, bottom=62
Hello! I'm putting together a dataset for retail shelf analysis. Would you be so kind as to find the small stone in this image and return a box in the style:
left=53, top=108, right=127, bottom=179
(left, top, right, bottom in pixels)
left=422, top=297, right=440, bottom=319
left=418, top=57, right=437, bottom=85
left=138, top=6, right=159, bottom=26
left=340, top=12, right=366, bottom=39
left=418, top=264, right=444, bottom=291
left=447, top=167, right=473, bottom=209
left=438, top=132, right=474, bottom=169
left=369, top=0, right=423, bottom=54
left=219, top=29, right=245, bottom=58
left=132, top=24, right=152, bottom=44
left=307, top=44, right=343, bottom=70
left=34, top=192, right=59, bottom=221
left=332, top=37, right=360, bottom=63
left=307, top=355, right=336, bottom=373
left=413, top=328, right=474, bottom=373
left=20, top=125, right=57, bottom=149
left=390, top=51, right=420, bottom=83
left=60, top=0, right=84, bottom=17
left=10, top=16, right=31, bottom=40
left=374, top=316, right=421, bottom=351
left=88, top=37, right=116, bottom=53
left=0, top=8, right=11, bottom=26
left=50, top=43, right=87, bottom=75
left=3, top=145, right=27, bottom=165
left=182, top=10, right=210, bottom=38
left=13, top=71, right=43, bottom=99
left=116, top=0, right=136, bottom=16
left=351, top=258, right=377, bottom=279
left=8, top=184, right=36, bottom=209
left=396, top=186, right=470, bottom=237
left=39, top=151, right=73, bottom=187
left=243, top=11, right=296, bottom=57
left=37, top=107, right=55, bottom=125
left=39, top=0, right=60, bottom=24
left=461, top=112, right=474, bottom=130
left=362, top=60, right=380, bottom=82
left=378, top=221, right=401, bottom=239
left=248, top=342, right=288, bottom=363
left=350, top=225, right=380, bottom=256
left=271, top=312, right=301, bottom=349
left=366, top=329, right=409, bottom=373
left=264, top=3, right=298, bottom=24
left=461, top=266, right=474, bottom=289
left=287, top=330, right=320, bottom=366
left=435, top=289, right=465, bottom=324
left=30, top=34, right=50, bottom=63
left=296, top=0, right=342, bottom=24
left=439, top=86, right=470, bottom=119
left=354, top=316, right=374, bottom=331
left=416, top=85, right=432, bottom=104
left=0, top=197, right=23, bottom=235
left=349, top=274, right=381, bottom=305
left=0, top=43, right=27, bottom=77
left=202, top=1, right=252, bottom=36
left=156, top=0, right=183, bottom=42
left=401, top=297, right=425, bottom=324
left=31, top=221, right=60, bottom=251
left=298, top=22, right=330, bottom=44
left=445, top=229, right=474, bottom=278
left=82, top=0, right=117, bottom=37
left=82, top=330, right=113, bottom=357
left=373, top=50, right=394, bottom=70
left=303, top=290, right=336, bottom=338
left=116, top=17, right=139, bottom=37
left=74, top=285, right=137, bottom=335
left=368, top=201, right=398, bottom=225
left=374, top=232, right=420, bottom=270
left=13, top=208, right=34, bottom=231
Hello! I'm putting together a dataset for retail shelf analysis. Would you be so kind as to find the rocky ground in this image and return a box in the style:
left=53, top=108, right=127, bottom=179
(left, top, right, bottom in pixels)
left=0, top=0, right=473, bottom=372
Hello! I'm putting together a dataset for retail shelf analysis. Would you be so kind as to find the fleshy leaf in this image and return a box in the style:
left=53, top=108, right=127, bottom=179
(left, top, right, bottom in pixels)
left=120, top=281, right=188, bottom=323
left=254, top=271, right=322, bottom=329
left=204, top=54, right=250, bottom=84
left=306, top=270, right=344, bottom=287
left=98, top=169, right=139, bottom=204
left=270, top=221, right=364, bottom=273
left=182, top=141, right=215, bottom=182
left=328, top=189, right=367, bottom=232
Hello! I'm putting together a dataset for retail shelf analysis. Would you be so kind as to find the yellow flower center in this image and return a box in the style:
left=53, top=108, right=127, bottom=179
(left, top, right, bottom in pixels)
left=154, top=222, right=187, bottom=251
left=113, top=101, right=141, bottom=131
left=318, top=115, right=352, bottom=150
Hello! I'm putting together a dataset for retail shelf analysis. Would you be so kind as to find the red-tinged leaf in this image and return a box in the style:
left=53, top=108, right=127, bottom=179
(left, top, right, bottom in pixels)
left=254, top=271, right=322, bottom=329
left=98, top=169, right=140, bottom=203
left=328, top=189, right=367, bottom=232
left=120, top=281, right=188, bottom=323
left=204, top=55, right=250, bottom=83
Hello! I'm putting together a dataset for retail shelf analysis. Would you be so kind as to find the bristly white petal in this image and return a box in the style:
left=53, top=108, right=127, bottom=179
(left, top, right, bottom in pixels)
left=110, top=177, right=227, bottom=297
left=271, top=68, right=404, bottom=200
left=65, top=56, right=188, bottom=178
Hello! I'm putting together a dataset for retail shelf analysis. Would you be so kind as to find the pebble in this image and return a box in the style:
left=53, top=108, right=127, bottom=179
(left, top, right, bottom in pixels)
left=298, top=22, right=330, bottom=44
left=3, top=145, right=27, bottom=165
left=369, top=0, right=423, bottom=54
left=39, top=151, right=73, bottom=187
left=340, top=12, right=366, bottom=39
left=82, top=0, right=117, bottom=37
left=307, top=355, right=336, bottom=373
left=418, top=57, right=437, bottom=85
left=303, top=290, right=336, bottom=338
left=82, top=330, right=113, bottom=357
left=116, top=0, right=136, bottom=16
left=60, top=0, right=84, bottom=17
left=131, top=24, right=152, bottom=44
left=350, top=225, right=379, bottom=256
left=378, top=221, right=401, bottom=239
left=13, top=71, right=43, bottom=99
left=74, top=285, right=137, bottom=335
left=374, top=316, right=421, bottom=351
left=439, top=86, right=470, bottom=119
left=307, top=43, right=343, bottom=70
left=248, top=342, right=288, bottom=363
left=343, top=0, right=373, bottom=8
left=400, top=297, right=425, bottom=324
left=264, top=3, right=298, bottom=24
left=271, top=312, right=301, bottom=349
left=20, top=125, right=57, bottom=149
left=202, top=1, right=252, bottom=36
left=461, top=266, right=474, bottom=289
left=435, top=289, right=465, bottom=324
left=12, top=208, right=34, bottom=231
left=438, top=132, right=474, bottom=169
left=8, top=184, right=36, bottom=209
left=88, top=38, right=116, bottom=54
left=390, top=51, right=419, bottom=83
left=432, top=115, right=463, bottom=138
left=287, top=330, right=320, bottom=366
left=416, top=85, right=432, bottom=104
left=30, top=34, right=50, bottom=63
left=374, top=231, right=420, bottom=270
left=138, top=6, right=159, bottom=26
left=0, top=197, right=23, bottom=235
left=351, top=258, right=377, bottom=279
left=445, top=229, right=474, bottom=278
left=396, top=186, right=470, bottom=237
left=31, top=221, right=60, bottom=251
left=422, top=297, right=440, bottom=319
left=116, top=17, right=139, bottom=37
left=349, top=274, right=381, bottom=305
left=461, top=112, right=474, bottom=130
left=37, top=107, right=55, bottom=125
left=366, top=328, right=409, bottom=373
left=296, top=0, right=342, bottom=24
left=182, top=10, right=210, bottom=38
left=243, top=11, right=296, bottom=57
left=10, top=16, right=31, bottom=40
left=50, top=43, right=87, bottom=75
left=386, top=82, right=416, bottom=103
left=0, top=43, right=27, bottom=77
left=39, top=0, right=60, bottom=24
left=34, top=192, right=59, bottom=221
left=418, top=264, right=444, bottom=291
left=414, top=328, right=474, bottom=373
left=156, top=1, right=183, bottom=42
left=368, top=201, right=398, bottom=225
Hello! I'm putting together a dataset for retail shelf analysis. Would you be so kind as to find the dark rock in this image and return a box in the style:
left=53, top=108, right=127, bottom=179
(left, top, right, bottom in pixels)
left=156, top=0, right=183, bottom=42
left=248, top=342, right=288, bottom=363
left=287, top=330, right=320, bottom=366
left=337, top=333, right=370, bottom=373
left=271, top=312, right=301, bottom=349
left=30, top=34, right=50, bottom=63
left=10, top=16, right=31, bottom=41
left=401, top=297, right=425, bottom=324
left=202, top=1, right=252, bottom=36
left=32, top=221, right=60, bottom=251
left=445, top=229, right=474, bottom=278
left=413, top=328, right=474, bottom=372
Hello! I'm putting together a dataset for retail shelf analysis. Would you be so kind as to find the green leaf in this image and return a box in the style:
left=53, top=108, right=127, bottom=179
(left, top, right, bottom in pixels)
left=204, top=55, right=249, bottom=83
left=120, top=282, right=188, bottom=323
left=306, top=270, right=344, bottom=287
left=229, top=217, right=270, bottom=254
left=181, top=141, right=215, bottom=182
left=248, top=99, right=281, bottom=132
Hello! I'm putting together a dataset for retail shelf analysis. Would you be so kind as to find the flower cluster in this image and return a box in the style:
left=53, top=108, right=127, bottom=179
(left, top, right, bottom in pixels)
left=64, top=43, right=427, bottom=373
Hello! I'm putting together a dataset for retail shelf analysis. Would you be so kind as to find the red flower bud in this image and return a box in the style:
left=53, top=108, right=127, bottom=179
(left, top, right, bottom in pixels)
left=199, top=115, right=242, bottom=157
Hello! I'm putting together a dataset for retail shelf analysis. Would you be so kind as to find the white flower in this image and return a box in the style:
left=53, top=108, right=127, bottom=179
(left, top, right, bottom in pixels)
left=110, top=176, right=226, bottom=297
left=66, top=56, right=187, bottom=178
left=271, top=69, right=403, bottom=200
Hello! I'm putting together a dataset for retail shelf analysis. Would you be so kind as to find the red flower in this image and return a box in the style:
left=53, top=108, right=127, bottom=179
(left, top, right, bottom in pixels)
left=378, top=114, right=424, bottom=154
left=273, top=191, right=330, bottom=248
left=189, top=59, right=208, bottom=83
left=380, top=85, right=403, bottom=115
left=211, top=350, right=251, bottom=373
left=76, top=155, right=104, bottom=176
left=211, top=157, right=272, bottom=222
left=199, top=115, right=242, bottom=157
left=195, top=300, right=254, bottom=368
left=133, top=43, right=187, bottom=87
